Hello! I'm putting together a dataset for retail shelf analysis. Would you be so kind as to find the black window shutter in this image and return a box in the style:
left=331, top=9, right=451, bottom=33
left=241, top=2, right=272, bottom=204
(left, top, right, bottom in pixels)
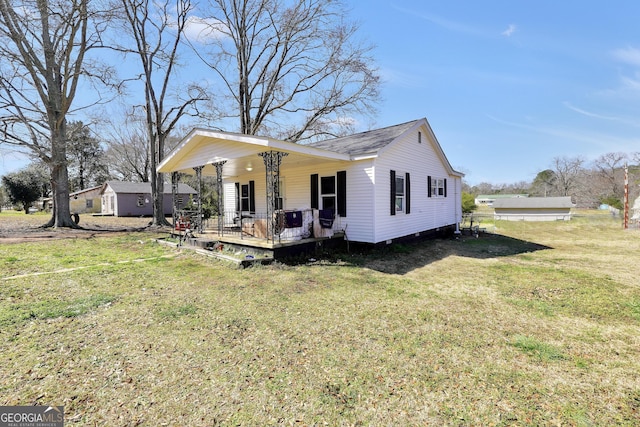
left=235, top=182, right=240, bottom=211
left=444, top=178, right=448, bottom=197
left=390, top=170, right=396, bottom=216
left=405, top=172, right=411, bottom=214
left=310, top=174, right=319, bottom=209
left=337, top=171, right=347, bottom=217
left=427, top=176, right=432, bottom=198
left=249, top=180, right=256, bottom=213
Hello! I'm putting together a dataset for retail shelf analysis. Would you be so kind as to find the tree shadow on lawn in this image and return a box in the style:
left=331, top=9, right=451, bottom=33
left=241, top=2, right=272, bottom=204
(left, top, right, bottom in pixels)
left=317, top=232, right=552, bottom=275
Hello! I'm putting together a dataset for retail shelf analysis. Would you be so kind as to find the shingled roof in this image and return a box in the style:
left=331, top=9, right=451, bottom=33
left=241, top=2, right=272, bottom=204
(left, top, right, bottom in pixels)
left=306, top=120, right=421, bottom=157
left=102, top=181, right=196, bottom=195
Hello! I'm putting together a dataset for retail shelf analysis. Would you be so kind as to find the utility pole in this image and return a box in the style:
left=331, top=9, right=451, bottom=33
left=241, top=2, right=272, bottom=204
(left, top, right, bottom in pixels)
left=623, top=164, right=629, bottom=229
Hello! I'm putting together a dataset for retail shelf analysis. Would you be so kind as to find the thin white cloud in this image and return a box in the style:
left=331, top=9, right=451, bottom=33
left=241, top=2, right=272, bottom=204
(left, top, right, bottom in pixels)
left=184, top=16, right=227, bottom=44
left=392, top=6, right=484, bottom=36
left=486, top=114, right=640, bottom=151
left=620, top=73, right=640, bottom=91
left=612, top=46, right=640, bottom=67
left=563, top=102, right=620, bottom=121
left=502, top=24, right=516, bottom=37
left=379, top=66, right=429, bottom=89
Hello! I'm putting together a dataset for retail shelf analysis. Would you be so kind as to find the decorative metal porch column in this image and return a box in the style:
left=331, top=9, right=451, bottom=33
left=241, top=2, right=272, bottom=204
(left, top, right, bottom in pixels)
left=258, top=150, right=288, bottom=242
left=171, top=171, right=180, bottom=228
left=193, top=166, right=204, bottom=232
left=212, top=161, right=226, bottom=236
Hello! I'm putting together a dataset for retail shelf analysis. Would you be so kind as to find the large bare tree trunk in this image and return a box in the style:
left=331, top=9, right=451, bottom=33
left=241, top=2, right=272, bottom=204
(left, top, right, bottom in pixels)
left=43, top=124, right=75, bottom=227
left=0, top=0, right=108, bottom=228
left=119, top=0, right=206, bottom=227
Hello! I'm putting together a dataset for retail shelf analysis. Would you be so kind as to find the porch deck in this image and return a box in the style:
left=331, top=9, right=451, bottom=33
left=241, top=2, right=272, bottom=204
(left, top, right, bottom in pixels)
left=173, top=209, right=346, bottom=259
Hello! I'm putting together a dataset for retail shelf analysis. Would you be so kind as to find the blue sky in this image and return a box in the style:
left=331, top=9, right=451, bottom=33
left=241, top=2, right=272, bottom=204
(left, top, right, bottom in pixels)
left=350, top=1, right=640, bottom=184
left=2, top=1, right=639, bottom=185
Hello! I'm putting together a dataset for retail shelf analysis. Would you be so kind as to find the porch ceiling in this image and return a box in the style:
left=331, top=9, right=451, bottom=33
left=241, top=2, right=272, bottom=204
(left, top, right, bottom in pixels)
left=158, top=129, right=350, bottom=178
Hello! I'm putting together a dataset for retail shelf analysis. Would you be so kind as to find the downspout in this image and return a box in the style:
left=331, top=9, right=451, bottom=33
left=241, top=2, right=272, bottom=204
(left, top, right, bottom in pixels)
left=455, top=177, right=461, bottom=234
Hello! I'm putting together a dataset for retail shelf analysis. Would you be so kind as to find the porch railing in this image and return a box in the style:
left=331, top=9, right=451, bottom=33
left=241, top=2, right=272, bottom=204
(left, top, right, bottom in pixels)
left=201, top=209, right=342, bottom=242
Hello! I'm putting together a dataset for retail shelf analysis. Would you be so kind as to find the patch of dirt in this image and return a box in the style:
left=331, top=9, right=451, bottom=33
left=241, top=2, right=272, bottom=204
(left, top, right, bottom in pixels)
left=0, top=213, right=170, bottom=244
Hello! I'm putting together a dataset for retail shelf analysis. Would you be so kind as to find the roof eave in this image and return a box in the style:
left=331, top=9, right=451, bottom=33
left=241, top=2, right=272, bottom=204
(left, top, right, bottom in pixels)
left=157, top=128, right=350, bottom=174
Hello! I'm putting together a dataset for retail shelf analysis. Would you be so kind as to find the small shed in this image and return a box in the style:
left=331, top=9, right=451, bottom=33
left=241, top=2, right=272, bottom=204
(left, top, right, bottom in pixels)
left=101, top=181, right=197, bottom=217
left=493, top=196, right=573, bottom=221
left=70, top=186, right=102, bottom=214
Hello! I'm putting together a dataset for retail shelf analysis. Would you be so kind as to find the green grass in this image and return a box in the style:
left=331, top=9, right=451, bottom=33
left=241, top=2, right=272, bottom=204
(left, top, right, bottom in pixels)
left=0, top=214, right=639, bottom=425
left=0, top=294, right=116, bottom=327
left=511, top=335, right=566, bottom=362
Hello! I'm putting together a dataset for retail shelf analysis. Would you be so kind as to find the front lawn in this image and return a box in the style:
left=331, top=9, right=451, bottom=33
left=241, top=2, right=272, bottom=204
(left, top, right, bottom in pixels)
left=1, top=213, right=638, bottom=425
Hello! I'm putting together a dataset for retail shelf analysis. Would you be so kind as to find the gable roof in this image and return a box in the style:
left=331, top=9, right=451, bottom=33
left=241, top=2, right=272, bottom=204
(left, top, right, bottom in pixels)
left=307, top=119, right=462, bottom=177
left=157, top=118, right=462, bottom=177
left=493, top=196, right=573, bottom=209
left=69, top=185, right=102, bottom=197
left=306, top=120, right=420, bottom=157
left=101, top=181, right=196, bottom=195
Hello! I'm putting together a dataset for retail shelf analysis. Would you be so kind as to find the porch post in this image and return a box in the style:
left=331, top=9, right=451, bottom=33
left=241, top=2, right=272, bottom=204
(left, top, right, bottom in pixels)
left=259, top=150, right=288, bottom=242
left=212, top=161, right=226, bottom=236
left=193, top=165, right=204, bottom=232
left=171, top=171, right=179, bottom=229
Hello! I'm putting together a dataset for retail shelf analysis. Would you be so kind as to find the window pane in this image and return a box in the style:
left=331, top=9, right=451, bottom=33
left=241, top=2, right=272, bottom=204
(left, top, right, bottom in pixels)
left=396, top=177, right=404, bottom=196
left=395, top=196, right=403, bottom=212
left=321, top=176, right=335, bottom=195
left=322, top=196, right=336, bottom=211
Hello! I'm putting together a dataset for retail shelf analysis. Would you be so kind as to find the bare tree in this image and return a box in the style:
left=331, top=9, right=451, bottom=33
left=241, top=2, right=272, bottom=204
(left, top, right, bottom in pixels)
left=118, top=0, right=208, bottom=226
left=104, top=114, right=152, bottom=182
left=592, top=152, right=628, bottom=200
left=195, top=0, right=380, bottom=141
left=551, top=156, right=585, bottom=198
left=0, top=0, right=111, bottom=227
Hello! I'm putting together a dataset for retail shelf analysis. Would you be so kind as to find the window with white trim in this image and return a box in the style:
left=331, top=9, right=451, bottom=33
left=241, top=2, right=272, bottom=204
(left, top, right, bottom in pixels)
left=320, top=176, right=336, bottom=211
left=395, top=175, right=405, bottom=212
left=276, top=178, right=285, bottom=210
left=241, top=184, right=250, bottom=211
left=429, top=177, right=446, bottom=198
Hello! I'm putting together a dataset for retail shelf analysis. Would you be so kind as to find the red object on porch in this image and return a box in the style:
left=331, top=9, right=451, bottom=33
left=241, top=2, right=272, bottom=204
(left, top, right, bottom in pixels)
left=175, top=217, right=191, bottom=231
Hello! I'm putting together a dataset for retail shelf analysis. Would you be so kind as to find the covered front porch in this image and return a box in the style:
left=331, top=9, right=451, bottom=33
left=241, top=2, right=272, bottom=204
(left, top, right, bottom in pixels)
left=170, top=211, right=345, bottom=263
left=159, top=129, right=350, bottom=258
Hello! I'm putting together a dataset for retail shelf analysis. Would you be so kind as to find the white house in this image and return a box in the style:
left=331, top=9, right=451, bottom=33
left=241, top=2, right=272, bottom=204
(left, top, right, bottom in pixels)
left=157, top=118, right=463, bottom=247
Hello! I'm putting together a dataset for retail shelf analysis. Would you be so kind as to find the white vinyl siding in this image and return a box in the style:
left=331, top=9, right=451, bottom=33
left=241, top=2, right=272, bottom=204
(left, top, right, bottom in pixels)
left=222, top=160, right=377, bottom=243
left=372, top=127, right=460, bottom=243
left=218, top=123, right=461, bottom=244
